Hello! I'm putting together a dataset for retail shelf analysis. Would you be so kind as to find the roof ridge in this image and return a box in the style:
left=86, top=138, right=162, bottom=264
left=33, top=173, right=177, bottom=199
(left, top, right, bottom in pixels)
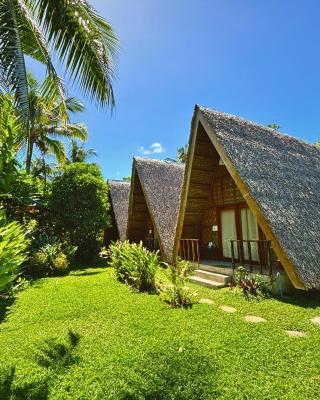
left=107, top=179, right=130, bottom=185
left=134, top=156, right=185, bottom=168
left=196, top=104, right=318, bottom=150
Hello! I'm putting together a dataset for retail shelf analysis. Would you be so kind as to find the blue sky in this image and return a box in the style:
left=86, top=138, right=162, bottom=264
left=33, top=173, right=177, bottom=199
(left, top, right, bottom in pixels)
left=28, top=0, right=320, bottom=179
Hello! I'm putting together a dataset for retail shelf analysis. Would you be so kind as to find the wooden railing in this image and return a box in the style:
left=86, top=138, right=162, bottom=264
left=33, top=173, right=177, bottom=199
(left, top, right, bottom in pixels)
left=178, top=239, right=200, bottom=264
left=230, top=239, right=273, bottom=275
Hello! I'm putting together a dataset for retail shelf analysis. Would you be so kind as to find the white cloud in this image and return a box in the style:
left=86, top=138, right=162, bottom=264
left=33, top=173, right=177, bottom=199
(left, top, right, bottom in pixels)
left=139, top=142, right=166, bottom=155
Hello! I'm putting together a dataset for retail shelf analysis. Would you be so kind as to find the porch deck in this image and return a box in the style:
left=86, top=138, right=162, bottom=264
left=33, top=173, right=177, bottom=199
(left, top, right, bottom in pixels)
left=194, top=259, right=284, bottom=277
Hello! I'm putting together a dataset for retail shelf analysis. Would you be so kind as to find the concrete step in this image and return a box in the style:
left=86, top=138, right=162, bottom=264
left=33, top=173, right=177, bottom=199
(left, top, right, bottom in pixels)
left=189, top=276, right=226, bottom=289
left=194, top=269, right=232, bottom=285
left=197, top=264, right=234, bottom=277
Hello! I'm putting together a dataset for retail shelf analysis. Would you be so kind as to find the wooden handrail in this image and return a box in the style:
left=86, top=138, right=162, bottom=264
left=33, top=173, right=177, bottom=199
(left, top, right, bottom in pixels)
left=178, top=239, right=200, bottom=265
left=230, top=239, right=273, bottom=276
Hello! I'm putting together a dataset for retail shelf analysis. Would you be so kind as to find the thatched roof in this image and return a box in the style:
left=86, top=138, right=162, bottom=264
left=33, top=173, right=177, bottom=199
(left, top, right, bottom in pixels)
left=127, top=157, right=185, bottom=262
left=176, top=105, right=320, bottom=290
left=107, top=180, right=130, bottom=241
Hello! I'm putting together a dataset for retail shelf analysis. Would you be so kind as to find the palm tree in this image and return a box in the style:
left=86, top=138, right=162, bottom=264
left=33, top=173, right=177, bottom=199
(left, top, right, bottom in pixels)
left=68, top=140, right=97, bottom=163
left=31, top=156, right=55, bottom=191
left=177, top=144, right=188, bottom=163
left=0, top=0, right=118, bottom=128
left=20, top=74, right=88, bottom=172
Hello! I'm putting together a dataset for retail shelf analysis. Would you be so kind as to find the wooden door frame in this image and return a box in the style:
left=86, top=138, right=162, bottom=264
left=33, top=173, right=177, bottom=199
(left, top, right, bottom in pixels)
left=216, top=203, right=263, bottom=262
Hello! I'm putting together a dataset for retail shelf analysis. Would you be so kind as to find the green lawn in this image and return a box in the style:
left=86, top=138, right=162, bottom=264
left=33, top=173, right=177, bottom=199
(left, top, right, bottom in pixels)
left=1, top=266, right=320, bottom=400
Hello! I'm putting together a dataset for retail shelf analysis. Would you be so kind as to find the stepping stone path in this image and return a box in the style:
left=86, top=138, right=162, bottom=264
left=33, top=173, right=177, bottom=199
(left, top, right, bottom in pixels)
left=199, top=298, right=214, bottom=305
left=286, top=330, right=306, bottom=337
left=245, top=315, right=266, bottom=323
left=311, top=317, right=320, bottom=325
left=220, top=305, right=237, bottom=313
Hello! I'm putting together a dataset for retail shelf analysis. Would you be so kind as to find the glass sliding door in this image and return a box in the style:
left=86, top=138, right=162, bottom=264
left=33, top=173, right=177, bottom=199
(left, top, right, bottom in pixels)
left=221, top=209, right=238, bottom=258
left=240, top=208, right=259, bottom=261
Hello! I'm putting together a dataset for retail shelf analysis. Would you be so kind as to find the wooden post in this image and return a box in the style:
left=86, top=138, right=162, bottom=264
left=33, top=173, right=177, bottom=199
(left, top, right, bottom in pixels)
left=197, top=240, right=200, bottom=266
left=191, top=240, right=195, bottom=262
left=248, top=240, right=252, bottom=273
left=231, top=240, right=235, bottom=273
left=238, top=241, right=243, bottom=266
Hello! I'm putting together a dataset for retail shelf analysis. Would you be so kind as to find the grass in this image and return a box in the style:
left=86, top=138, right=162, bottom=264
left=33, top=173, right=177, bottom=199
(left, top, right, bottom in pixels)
left=1, top=266, right=320, bottom=399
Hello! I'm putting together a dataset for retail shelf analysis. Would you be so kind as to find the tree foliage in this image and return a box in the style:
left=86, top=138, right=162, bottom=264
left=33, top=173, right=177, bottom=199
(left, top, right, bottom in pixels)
left=266, top=123, right=280, bottom=130
left=0, top=209, right=29, bottom=293
left=22, top=74, right=88, bottom=172
left=177, top=144, right=188, bottom=163
left=67, top=140, right=97, bottom=164
left=0, top=94, right=20, bottom=196
left=48, top=163, right=110, bottom=262
left=0, top=0, right=118, bottom=130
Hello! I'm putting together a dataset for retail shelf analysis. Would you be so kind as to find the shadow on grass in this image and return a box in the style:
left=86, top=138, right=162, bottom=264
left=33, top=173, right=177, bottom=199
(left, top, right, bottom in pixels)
left=0, top=330, right=81, bottom=400
left=278, top=289, right=320, bottom=309
left=119, top=348, right=220, bottom=399
left=0, top=296, right=15, bottom=324
left=70, top=257, right=110, bottom=272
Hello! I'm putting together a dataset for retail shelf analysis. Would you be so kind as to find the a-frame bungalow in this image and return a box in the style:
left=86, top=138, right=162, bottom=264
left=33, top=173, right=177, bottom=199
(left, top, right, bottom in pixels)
left=173, top=105, right=320, bottom=291
left=105, top=180, right=130, bottom=245
left=127, top=157, right=184, bottom=263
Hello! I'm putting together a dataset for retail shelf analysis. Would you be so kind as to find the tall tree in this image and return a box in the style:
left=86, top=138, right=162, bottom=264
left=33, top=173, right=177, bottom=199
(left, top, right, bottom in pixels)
left=68, top=140, right=97, bottom=163
left=20, top=74, right=88, bottom=172
left=0, top=0, right=118, bottom=130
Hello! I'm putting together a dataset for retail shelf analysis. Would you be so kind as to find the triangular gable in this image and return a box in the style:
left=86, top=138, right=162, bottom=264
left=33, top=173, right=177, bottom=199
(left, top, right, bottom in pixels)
left=175, top=106, right=320, bottom=290
left=127, top=157, right=184, bottom=263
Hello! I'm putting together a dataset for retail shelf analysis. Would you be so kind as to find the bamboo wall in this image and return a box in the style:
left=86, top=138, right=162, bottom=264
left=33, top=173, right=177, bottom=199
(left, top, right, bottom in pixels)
left=127, top=173, right=153, bottom=243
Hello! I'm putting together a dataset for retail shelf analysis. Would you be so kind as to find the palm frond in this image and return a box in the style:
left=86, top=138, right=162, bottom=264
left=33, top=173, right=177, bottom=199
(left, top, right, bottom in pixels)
left=44, top=123, right=88, bottom=141
left=50, top=96, right=85, bottom=122
left=17, top=0, right=66, bottom=104
left=36, top=0, right=118, bottom=109
left=39, top=136, right=66, bottom=164
left=0, top=0, right=29, bottom=123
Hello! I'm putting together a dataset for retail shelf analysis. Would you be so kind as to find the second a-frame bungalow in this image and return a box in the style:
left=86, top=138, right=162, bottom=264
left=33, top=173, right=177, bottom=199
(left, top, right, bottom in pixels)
left=173, top=105, right=320, bottom=291
left=127, top=157, right=184, bottom=263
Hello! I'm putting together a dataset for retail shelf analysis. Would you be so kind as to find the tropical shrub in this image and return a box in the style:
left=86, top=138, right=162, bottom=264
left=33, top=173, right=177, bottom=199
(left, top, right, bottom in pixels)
left=47, top=163, right=110, bottom=262
left=108, top=241, right=159, bottom=292
left=159, top=258, right=197, bottom=308
left=231, top=266, right=271, bottom=300
left=0, top=210, right=29, bottom=294
left=27, top=234, right=77, bottom=277
left=29, top=244, right=71, bottom=277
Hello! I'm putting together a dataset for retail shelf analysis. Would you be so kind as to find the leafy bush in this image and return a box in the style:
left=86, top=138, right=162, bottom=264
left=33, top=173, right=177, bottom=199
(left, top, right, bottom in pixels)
left=47, top=163, right=110, bottom=263
left=0, top=209, right=29, bottom=294
left=30, top=233, right=77, bottom=261
left=231, top=266, right=271, bottom=300
left=159, top=258, right=197, bottom=308
left=52, top=253, right=69, bottom=274
left=108, top=241, right=159, bottom=292
left=27, top=235, right=76, bottom=277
